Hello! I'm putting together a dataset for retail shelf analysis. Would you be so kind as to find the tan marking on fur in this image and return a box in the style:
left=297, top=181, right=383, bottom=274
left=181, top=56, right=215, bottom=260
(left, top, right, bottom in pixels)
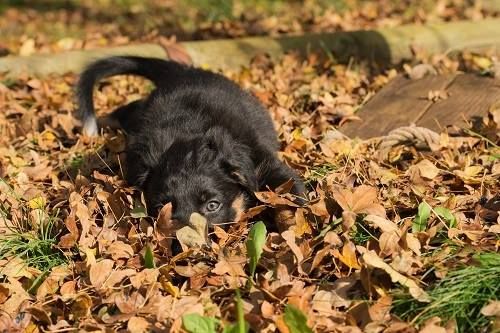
left=231, top=194, right=245, bottom=222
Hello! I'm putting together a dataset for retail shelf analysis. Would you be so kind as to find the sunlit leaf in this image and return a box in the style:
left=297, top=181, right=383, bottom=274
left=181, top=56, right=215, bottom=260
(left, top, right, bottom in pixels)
left=143, top=244, right=155, bottom=269
left=413, top=202, right=431, bottom=232
left=246, top=221, right=267, bottom=278
left=434, top=206, right=457, bottom=228
left=182, top=313, right=219, bottom=333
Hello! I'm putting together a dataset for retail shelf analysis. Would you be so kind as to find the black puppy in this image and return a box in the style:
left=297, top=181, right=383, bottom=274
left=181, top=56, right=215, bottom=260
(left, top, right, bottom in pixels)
left=77, top=56, right=305, bottom=226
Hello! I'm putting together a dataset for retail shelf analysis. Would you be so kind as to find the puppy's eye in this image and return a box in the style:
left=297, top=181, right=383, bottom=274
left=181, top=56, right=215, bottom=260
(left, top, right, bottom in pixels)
left=206, top=200, right=221, bottom=212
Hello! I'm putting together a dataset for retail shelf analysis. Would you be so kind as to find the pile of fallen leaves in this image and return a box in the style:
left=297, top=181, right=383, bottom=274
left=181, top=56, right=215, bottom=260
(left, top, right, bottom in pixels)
left=0, top=47, right=499, bottom=332
left=0, top=0, right=496, bottom=57
left=0, top=1, right=500, bottom=332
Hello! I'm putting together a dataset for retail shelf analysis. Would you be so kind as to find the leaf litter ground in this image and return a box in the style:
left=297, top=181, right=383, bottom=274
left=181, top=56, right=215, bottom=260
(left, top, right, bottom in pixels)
left=0, top=1, right=499, bottom=332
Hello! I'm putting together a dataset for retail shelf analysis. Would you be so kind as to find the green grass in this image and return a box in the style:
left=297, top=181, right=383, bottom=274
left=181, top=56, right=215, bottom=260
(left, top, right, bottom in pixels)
left=306, top=163, right=337, bottom=183
left=349, top=214, right=378, bottom=245
left=68, top=153, right=84, bottom=170
left=0, top=200, right=67, bottom=276
left=392, top=252, right=500, bottom=333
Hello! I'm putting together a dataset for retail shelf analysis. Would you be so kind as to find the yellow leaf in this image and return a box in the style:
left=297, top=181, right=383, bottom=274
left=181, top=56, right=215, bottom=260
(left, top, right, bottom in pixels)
left=464, top=165, right=483, bottom=177
left=19, top=38, right=35, bottom=56
left=83, top=247, right=97, bottom=267
left=292, top=208, right=312, bottom=237
left=337, top=242, right=361, bottom=269
left=28, top=196, right=46, bottom=210
left=161, top=278, right=180, bottom=298
left=291, top=128, right=302, bottom=140
left=472, top=56, right=492, bottom=70
left=24, top=323, right=39, bottom=333
left=41, top=131, right=56, bottom=142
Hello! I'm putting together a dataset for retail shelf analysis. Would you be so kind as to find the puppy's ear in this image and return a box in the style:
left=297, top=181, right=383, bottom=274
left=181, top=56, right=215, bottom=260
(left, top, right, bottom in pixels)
left=204, top=128, right=258, bottom=191
left=225, top=156, right=258, bottom=191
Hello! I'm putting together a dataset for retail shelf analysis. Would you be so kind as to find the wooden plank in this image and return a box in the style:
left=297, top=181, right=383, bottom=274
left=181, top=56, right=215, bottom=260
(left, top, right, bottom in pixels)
left=417, top=74, right=500, bottom=130
left=341, top=74, right=457, bottom=138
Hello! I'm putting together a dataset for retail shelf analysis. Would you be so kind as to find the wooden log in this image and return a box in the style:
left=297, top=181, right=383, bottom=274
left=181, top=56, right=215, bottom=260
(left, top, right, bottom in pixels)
left=481, top=0, right=500, bottom=12
left=0, top=44, right=167, bottom=78
left=1, top=19, right=500, bottom=77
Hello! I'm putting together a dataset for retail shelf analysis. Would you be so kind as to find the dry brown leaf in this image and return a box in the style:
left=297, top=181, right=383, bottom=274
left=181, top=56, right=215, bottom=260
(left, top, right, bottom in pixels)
left=331, top=185, right=386, bottom=217
left=312, top=290, right=335, bottom=315
left=361, top=250, right=430, bottom=302
left=1, top=279, right=31, bottom=316
left=368, top=295, right=392, bottom=321
left=415, top=159, right=440, bottom=180
left=89, top=259, right=114, bottom=289
left=59, top=281, right=76, bottom=299
left=115, top=292, right=145, bottom=314
left=130, top=269, right=159, bottom=289
left=404, top=232, right=422, bottom=256
left=107, top=241, right=135, bottom=260
left=176, top=212, right=209, bottom=251
left=255, top=191, right=299, bottom=207
left=419, top=317, right=447, bottom=333
left=71, top=294, right=92, bottom=320
left=379, top=231, right=401, bottom=256
left=127, top=316, right=150, bottom=333
left=281, top=230, right=305, bottom=275
left=481, top=301, right=500, bottom=317
left=212, top=255, right=246, bottom=277
left=364, top=215, right=399, bottom=233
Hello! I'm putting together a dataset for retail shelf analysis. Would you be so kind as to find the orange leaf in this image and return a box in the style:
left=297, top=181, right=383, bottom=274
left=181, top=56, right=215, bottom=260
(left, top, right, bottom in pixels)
left=337, top=242, right=361, bottom=270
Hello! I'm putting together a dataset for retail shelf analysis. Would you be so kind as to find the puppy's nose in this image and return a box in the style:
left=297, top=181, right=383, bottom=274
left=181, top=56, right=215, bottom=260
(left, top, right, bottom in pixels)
left=171, top=210, right=192, bottom=225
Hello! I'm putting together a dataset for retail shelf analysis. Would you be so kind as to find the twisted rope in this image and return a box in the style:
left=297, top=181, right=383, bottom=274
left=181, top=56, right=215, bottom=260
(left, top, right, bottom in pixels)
left=380, top=125, right=440, bottom=150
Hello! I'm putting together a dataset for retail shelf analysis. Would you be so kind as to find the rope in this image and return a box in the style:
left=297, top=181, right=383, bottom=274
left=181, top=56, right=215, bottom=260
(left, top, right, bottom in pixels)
left=379, top=125, right=440, bottom=150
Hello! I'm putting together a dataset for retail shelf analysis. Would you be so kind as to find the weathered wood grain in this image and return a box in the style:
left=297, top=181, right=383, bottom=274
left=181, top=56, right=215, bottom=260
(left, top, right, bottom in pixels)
left=418, top=74, right=500, bottom=130
left=341, top=73, right=500, bottom=138
left=341, top=74, right=457, bottom=138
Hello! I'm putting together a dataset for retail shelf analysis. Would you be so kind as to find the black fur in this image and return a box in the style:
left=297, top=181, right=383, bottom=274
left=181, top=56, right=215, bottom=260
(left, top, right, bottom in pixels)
left=77, top=56, right=305, bottom=225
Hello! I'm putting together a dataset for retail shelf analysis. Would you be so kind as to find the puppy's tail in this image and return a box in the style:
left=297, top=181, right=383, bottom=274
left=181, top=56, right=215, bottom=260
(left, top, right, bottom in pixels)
left=77, top=56, right=183, bottom=136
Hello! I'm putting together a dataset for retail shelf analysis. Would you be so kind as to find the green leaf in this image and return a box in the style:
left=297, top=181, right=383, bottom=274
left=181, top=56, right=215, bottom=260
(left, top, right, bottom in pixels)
left=143, top=243, right=155, bottom=269
left=434, top=207, right=457, bottom=228
left=223, top=290, right=249, bottom=333
left=413, top=201, right=431, bottom=232
left=223, top=324, right=237, bottom=333
left=182, top=313, right=219, bottom=333
left=130, top=205, right=147, bottom=218
left=235, top=289, right=248, bottom=333
left=284, top=304, right=313, bottom=333
left=246, top=221, right=267, bottom=278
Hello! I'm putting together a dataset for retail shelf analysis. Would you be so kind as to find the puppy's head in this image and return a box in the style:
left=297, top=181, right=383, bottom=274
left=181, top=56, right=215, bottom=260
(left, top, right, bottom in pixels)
left=141, top=128, right=257, bottom=226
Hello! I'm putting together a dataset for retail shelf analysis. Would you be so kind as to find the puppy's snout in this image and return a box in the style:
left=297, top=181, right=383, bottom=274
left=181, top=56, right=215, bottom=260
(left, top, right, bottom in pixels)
left=171, top=212, right=190, bottom=225
left=172, top=209, right=199, bottom=225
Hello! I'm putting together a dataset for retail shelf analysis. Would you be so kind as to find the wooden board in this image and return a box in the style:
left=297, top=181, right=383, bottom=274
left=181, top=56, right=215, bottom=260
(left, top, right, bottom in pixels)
left=341, top=73, right=500, bottom=138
